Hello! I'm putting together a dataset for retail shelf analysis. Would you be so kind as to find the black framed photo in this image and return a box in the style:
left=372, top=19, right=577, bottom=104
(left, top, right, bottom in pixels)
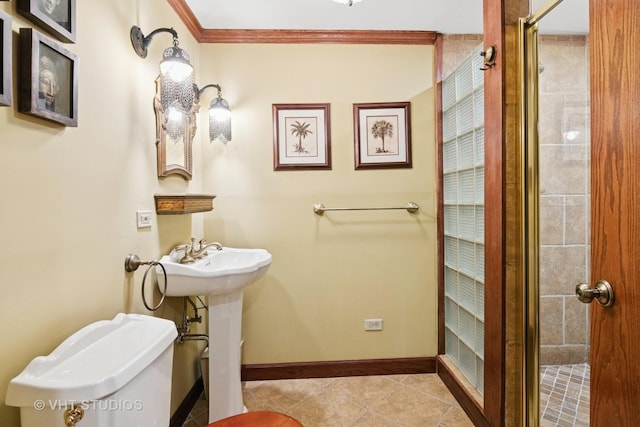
left=17, top=0, right=76, bottom=43
left=272, top=103, right=332, bottom=171
left=0, top=10, right=11, bottom=107
left=19, top=28, right=78, bottom=126
left=353, top=102, right=412, bottom=170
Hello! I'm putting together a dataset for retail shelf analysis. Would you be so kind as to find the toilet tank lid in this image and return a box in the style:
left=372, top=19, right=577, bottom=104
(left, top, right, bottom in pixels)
left=5, top=313, right=177, bottom=406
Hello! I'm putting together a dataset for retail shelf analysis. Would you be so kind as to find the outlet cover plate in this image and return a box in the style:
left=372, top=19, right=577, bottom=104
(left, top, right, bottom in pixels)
left=364, top=319, right=383, bottom=331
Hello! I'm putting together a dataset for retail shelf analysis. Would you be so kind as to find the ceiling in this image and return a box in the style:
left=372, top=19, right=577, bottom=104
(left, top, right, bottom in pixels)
left=183, top=0, right=588, bottom=35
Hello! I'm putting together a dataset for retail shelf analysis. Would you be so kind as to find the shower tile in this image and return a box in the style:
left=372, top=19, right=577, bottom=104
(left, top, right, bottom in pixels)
left=565, top=297, right=589, bottom=345
left=540, top=196, right=564, bottom=245
left=560, top=99, right=590, bottom=145
left=540, top=297, right=564, bottom=345
left=540, top=345, right=589, bottom=365
left=539, top=144, right=588, bottom=196
left=539, top=246, right=587, bottom=295
left=540, top=363, right=589, bottom=427
left=565, top=196, right=588, bottom=245
left=539, top=94, right=564, bottom=145
left=539, top=40, right=589, bottom=94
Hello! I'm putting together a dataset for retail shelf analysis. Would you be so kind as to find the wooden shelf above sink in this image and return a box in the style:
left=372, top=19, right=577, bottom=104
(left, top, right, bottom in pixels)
left=154, top=194, right=216, bottom=215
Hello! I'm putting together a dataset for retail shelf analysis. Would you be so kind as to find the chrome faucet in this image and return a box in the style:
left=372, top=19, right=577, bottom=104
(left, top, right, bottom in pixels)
left=175, top=238, right=222, bottom=264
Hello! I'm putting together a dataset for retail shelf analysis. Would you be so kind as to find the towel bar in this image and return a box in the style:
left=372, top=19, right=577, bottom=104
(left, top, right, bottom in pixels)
left=313, top=202, right=419, bottom=215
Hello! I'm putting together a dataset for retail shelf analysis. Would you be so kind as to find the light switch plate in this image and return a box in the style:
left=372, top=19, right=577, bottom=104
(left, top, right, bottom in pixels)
left=136, top=210, right=152, bottom=228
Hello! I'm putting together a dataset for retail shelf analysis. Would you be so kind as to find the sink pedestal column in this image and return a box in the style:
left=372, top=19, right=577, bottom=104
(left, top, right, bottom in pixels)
left=207, top=291, right=245, bottom=423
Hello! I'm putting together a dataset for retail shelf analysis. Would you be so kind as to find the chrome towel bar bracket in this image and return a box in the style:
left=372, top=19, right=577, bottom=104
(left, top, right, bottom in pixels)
left=313, top=202, right=419, bottom=215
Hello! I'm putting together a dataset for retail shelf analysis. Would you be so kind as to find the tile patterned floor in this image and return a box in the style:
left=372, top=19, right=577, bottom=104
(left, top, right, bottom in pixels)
left=182, top=374, right=473, bottom=426
left=540, top=364, right=589, bottom=427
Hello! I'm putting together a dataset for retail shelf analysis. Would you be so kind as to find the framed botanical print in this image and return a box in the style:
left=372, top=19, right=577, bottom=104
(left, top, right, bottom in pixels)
left=0, top=10, right=11, bottom=107
left=19, top=28, right=78, bottom=126
left=17, top=0, right=76, bottom=43
left=353, top=102, right=412, bottom=170
left=273, top=103, right=331, bottom=171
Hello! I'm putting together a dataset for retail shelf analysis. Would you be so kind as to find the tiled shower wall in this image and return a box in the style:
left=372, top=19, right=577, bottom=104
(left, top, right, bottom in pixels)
left=538, top=35, right=590, bottom=365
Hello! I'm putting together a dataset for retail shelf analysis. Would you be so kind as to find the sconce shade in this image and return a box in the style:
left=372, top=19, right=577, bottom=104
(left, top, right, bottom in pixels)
left=209, top=96, right=232, bottom=143
left=160, top=46, right=193, bottom=83
left=159, top=45, right=194, bottom=116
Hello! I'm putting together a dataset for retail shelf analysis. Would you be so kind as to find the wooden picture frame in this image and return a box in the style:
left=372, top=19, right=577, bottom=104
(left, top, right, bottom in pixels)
left=19, top=28, right=78, bottom=126
left=17, top=0, right=76, bottom=43
left=353, top=102, right=412, bottom=169
left=273, top=103, right=331, bottom=171
left=0, top=10, right=11, bottom=107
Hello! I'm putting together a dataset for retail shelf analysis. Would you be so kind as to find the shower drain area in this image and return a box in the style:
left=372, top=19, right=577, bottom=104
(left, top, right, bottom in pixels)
left=540, top=363, right=589, bottom=427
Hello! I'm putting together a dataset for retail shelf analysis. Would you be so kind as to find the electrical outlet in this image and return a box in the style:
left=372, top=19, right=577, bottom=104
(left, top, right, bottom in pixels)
left=364, top=319, right=383, bottom=331
left=136, top=210, right=152, bottom=228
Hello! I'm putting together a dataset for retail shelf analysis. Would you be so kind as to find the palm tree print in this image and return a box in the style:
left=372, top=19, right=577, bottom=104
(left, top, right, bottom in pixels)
left=371, top=120, right=394, bottom=153
left=290, top=120, right=313, bottom=154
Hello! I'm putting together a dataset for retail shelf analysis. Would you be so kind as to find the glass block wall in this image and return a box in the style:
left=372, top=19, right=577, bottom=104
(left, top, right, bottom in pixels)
left=442, top=44, right=485, bottom=394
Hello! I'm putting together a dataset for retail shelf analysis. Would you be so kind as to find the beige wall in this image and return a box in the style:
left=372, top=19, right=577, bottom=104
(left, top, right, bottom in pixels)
left=0, top=1, right=206, bottom=425
left=198, top=43, right=437, bottom=364
left=0, top=2, right=438, bottom=425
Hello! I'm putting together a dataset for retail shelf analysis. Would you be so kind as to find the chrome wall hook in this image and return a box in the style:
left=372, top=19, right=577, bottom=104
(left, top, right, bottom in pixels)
left=480, top=45, right=497, bottom=70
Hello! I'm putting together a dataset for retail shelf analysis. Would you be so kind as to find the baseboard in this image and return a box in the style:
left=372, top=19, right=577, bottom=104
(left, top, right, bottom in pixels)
left=169, top=376, right=204, bottom=427
left=437, top=356, right=490, bottom=427
left=241, top=356, right=436, bottom=381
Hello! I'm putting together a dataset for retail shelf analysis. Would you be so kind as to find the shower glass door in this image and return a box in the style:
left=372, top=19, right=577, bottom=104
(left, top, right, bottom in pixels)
left=523, top=0, right=590, bottom=425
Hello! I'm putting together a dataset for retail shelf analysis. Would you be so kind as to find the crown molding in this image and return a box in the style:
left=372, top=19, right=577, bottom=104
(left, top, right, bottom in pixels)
left=168, top=0, right=437, bottom=45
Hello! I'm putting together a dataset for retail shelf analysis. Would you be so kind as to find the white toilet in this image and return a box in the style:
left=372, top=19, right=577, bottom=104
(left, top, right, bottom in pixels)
left=5, top=313, right=177, bottom=427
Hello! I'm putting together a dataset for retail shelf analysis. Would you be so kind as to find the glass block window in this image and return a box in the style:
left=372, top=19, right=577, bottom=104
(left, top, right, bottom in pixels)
left=443, top=44, right=485, bottom=395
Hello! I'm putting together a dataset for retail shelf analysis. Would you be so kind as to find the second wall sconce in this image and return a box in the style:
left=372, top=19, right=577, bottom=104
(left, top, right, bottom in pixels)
left=194, top=84, right=232, bottom=143
left=130, top=26, right=195, bottom=114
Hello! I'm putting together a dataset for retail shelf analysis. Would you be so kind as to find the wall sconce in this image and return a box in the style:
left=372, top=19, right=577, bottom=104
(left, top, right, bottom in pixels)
left=194, top=84, right=232, bottom=144
left=130, top=26, right=195, bottom=114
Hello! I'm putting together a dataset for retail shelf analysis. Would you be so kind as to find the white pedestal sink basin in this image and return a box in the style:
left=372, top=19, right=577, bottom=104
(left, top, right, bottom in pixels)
left=156, top=247, right=271, bottom=423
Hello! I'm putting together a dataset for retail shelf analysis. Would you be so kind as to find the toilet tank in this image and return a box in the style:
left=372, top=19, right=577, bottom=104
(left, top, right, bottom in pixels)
left=5, top=313, right=177, bottom=427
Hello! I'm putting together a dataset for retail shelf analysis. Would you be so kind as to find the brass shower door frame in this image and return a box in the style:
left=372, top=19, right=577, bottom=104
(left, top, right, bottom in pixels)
left=519, top=1, right=565, bottom=426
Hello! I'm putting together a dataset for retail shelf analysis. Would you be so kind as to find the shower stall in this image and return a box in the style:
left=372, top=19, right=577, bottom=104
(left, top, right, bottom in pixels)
left=522, top=0, right=590, bottom=425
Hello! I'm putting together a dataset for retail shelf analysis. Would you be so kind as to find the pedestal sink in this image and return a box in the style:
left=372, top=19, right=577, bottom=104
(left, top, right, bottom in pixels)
left=156, top=247, right=272, bottom=423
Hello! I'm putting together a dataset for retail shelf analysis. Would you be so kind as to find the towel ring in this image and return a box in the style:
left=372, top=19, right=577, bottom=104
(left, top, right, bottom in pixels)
left=141, top=261, right=167, bottom=311
left=125, top=254, right=167, bottom=312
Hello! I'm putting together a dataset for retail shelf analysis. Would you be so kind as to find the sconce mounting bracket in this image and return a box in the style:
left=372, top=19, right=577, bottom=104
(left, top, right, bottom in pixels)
left=130, top=26, right=179, bottom=59
left=130, top=26, right=149, bottom=58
